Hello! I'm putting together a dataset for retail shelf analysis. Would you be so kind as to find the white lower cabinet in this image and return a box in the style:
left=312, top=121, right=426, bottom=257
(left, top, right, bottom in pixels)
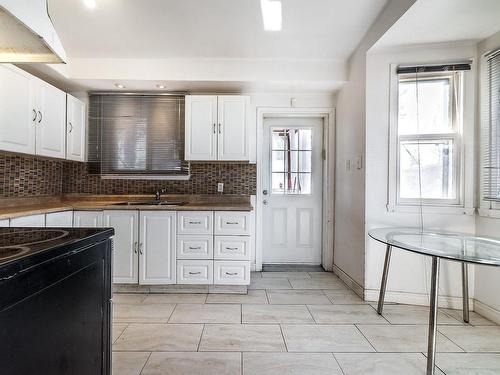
left=177, top=235, right=213, bottom=259
left=45, top=211, right=73, bottom=227
left=214, top=236, right=251, bottom=260
left=104, top=210, right=139, bottom=284
left=10, top=214, right=45, bottom=227
left=139, top=211, right=176, bottom=285
left=177, top=260, right=214, bottom=285
left=73, top=211, right=103, bottom=227
left=214, top=261, right=251, bottom=285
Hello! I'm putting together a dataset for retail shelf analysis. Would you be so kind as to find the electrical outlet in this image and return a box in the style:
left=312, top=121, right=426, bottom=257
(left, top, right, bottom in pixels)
left=217, top=182, right=224, bottom=193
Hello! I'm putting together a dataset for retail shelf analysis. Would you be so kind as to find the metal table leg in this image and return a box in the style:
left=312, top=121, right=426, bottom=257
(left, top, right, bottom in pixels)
left=427, top=256, right=440, bottom=375
left=462, top=263, right=470, bottom=323
left=377, top=244, right=392, bottom=315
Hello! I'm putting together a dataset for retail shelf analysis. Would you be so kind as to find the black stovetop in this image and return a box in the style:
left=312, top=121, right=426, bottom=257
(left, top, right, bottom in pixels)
left=0, top=227, right=114, bottom=268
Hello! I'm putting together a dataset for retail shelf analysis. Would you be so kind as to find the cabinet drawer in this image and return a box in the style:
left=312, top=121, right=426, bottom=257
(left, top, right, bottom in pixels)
left=213, top=261, right=250, bottom=285
left=177, top=211, right=213, bottom=235
left=177, top=235, right=213, bottom=259
left=177, top=260, right=213, bottom=284
left=214, top=236, right=250, bottom=260
left=214, top=212, right=251, bottom=235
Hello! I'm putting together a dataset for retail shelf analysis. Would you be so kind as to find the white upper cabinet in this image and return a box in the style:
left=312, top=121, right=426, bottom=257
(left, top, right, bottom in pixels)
left=35, top=80, right=66, bottom=158
left=66, top=94, right=86, bottom=162
left=185, top=95, right=250, bottom=161
left=139, top=211, right=176, bottom=285
left=0, top=64, right=68, bottom=159
left=217, top=96, right=250, bottom=161
left=0, top=64, right=37, bottom=154
left=185, top=95, right=218, bottom=160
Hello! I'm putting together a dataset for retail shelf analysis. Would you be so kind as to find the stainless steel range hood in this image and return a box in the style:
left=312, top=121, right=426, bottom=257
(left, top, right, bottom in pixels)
left=0, top=0, right=67, bottom=63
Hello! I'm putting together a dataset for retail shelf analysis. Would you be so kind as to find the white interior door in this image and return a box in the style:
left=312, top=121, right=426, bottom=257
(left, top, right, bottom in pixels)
left=261, top=117, right=324, bottom=264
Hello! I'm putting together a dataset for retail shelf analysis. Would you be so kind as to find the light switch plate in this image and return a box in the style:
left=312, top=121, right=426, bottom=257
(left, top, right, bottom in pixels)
left=217, top=182, right=224, bottom=193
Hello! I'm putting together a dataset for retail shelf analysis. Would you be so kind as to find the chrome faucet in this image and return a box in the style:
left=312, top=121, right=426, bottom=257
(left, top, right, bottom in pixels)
left=154, top=188, right=166, bottom=202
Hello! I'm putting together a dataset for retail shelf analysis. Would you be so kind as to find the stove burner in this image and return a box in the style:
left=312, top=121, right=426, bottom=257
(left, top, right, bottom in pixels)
left=0, top=229, right=69, bottom=248
left=0, top=246, right=29, bottom=260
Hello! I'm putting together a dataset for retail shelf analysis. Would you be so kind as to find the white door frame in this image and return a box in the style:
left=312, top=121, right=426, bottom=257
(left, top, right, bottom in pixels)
left=255, top=107, right=335, bottom=271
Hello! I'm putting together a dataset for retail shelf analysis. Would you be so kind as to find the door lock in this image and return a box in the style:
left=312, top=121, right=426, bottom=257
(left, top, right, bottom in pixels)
left=263, top=199, right=268, bottom=205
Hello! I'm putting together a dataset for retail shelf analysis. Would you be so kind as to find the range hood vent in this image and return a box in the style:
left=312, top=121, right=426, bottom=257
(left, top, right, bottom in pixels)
left=0, top=0, right=67, bottom=63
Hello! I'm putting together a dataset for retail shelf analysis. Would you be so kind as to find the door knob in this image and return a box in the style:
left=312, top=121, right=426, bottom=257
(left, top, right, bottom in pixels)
left=263, top=199, right=268, bottom=205
left=263, top=189, right=268, bottom=195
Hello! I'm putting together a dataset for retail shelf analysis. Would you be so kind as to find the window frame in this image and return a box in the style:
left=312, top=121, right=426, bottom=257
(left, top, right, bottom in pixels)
left=387, top=64, right=475, bottom=215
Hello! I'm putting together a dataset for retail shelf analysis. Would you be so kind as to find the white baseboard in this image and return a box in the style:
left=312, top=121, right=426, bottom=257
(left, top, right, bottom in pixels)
left=332, top=264, right=364, bottom=298
left=364, top=289, right=473, bottom=310
left=474, top=300, right=500, bottom=325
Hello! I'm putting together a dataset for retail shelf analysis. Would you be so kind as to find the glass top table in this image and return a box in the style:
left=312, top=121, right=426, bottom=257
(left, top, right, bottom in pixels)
left=369, top=227, right=500, bottom=266
left=368, top=227, right=500, bottom=375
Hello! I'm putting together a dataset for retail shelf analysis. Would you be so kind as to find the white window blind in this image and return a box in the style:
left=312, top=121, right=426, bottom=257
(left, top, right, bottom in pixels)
left=89, top=94, right=189, bottom=178
left=484, top=51, right=500, bottom=202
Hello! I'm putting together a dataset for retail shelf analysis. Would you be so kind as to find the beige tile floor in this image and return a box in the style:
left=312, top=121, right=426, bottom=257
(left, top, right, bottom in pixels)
left=112, top=271, right=500, bottom=375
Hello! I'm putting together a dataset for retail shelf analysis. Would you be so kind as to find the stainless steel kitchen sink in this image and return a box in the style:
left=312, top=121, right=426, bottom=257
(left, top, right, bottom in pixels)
left=111, top=201, right=188, bottom=206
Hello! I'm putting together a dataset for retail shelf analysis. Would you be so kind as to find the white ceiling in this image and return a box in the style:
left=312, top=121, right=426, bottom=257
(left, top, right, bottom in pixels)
left=48, top=0, right=388, bottom=61
left=38, top=0, right=388, bottom=93
left=373, top=0, right=500, bottom=50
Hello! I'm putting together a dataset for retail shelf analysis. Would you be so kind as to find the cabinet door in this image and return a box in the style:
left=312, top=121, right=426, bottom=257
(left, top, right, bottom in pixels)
left=0, top=219, right=9, bottom=227
left=139, top=211, right=176, bottom=285
left=0, top=65, right=37, bottom=154
left=10, top=214, right=46, bottom=227
left=104, top=210, right=138, bottom=284
left=45, top=211, right=73, bottom=227
left=73, top=211, right=103, bottom=227
left=185, top=95, right=218, bottom=160
left=217, top=95, right=250, bottom=161
left=36, top=80, right=66, bottom=158
left=66, top=94, right=86, bottom=162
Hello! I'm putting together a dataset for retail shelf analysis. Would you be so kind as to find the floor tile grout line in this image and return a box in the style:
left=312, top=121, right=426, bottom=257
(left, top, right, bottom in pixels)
left=331, top=353, right=347, bottom=375
left=278, top=324, right=289, bottom=352
left=304, top=304, right=318, bottom=324
left=112, top=322, right=129, bottom=344
left=196, top=324, right=206, bottom=352
left=166, top=303, right=178, bottom=323
left=240, top=352, right=243, bottom=375
left=367, top=304, right=392, bottom=325
left=354, top=324, right=378, bottom=352
left=138, top=352, right=152, bottom=375
left=437, top=329, right=467, bottom=353
left=264, top=289, right=270, bottom=304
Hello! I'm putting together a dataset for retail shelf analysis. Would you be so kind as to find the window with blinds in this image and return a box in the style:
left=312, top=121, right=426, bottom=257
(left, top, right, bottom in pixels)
left=88, top=94, right=189, bottom=178
left=484, top=51, right=500, bottom=202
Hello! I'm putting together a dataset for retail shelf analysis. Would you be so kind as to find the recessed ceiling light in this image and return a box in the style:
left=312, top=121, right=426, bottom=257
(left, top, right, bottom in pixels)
left=156, top=84, right=166, bottom=89
left=114, top=83, right=125, bottom=89
left=260, top=0, right=282, bottom=31
left=83, top=0, right=96, bottom=9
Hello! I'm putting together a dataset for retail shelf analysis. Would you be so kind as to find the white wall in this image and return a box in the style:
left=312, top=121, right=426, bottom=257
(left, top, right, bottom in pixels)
left=474, top=30, right=500, bottom=323
left=364, top=43, right=478, bottom=308
left=334, top=0, right=416, bottom=290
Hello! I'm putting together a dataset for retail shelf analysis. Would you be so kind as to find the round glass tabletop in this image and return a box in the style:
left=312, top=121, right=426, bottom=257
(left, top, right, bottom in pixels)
left=369, top=227, right=500, bottom=266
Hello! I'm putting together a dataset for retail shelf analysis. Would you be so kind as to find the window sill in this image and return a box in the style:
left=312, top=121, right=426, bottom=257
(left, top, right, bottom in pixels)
left=478, top=208, right=500, bottom=219
left=100, top=174, right=191, bottom=181
left=387, top=203, right=474, bottom=216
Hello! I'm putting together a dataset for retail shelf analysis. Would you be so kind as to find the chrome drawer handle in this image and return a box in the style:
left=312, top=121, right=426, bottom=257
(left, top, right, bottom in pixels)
left=188, top=271, right=202, bottom=275
left=188, top=246, right=202, bottom=250
left=225, top=221, right=239, bottom=225
left=225, top=272, right=238, bottom=276
left=226, top=247, right=238, bottom=250
left=188, top=221, right=202, bottom=224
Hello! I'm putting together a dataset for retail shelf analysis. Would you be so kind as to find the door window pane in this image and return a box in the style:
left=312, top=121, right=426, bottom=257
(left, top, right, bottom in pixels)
left=399, top=139, right=456, bottom=200
left=271, top=128, right=313, bottom=195
left=398, top=77, right=452, bottom=135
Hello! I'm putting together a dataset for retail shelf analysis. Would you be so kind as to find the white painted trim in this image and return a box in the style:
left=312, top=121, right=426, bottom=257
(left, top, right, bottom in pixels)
left=474, top=299, right=500, bottom=325
left=333, top=264, right=364, bottom=298
left=256, top=107, right=335, bottom=271
left=478, top=208, right=500, bottom=218
left=364, top=289, right=473, bottom=310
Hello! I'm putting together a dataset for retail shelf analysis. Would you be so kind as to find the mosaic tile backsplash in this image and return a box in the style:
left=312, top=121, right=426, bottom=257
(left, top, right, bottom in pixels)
left=0, top=152, right=63, bottom=198
left=0, top=152, right=256, bottom=198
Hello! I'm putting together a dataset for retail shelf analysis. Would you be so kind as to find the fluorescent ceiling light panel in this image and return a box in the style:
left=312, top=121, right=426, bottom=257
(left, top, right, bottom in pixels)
left=84, top=0, right=96, bottom=9
left=260, top=0, right=282, bottom=31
